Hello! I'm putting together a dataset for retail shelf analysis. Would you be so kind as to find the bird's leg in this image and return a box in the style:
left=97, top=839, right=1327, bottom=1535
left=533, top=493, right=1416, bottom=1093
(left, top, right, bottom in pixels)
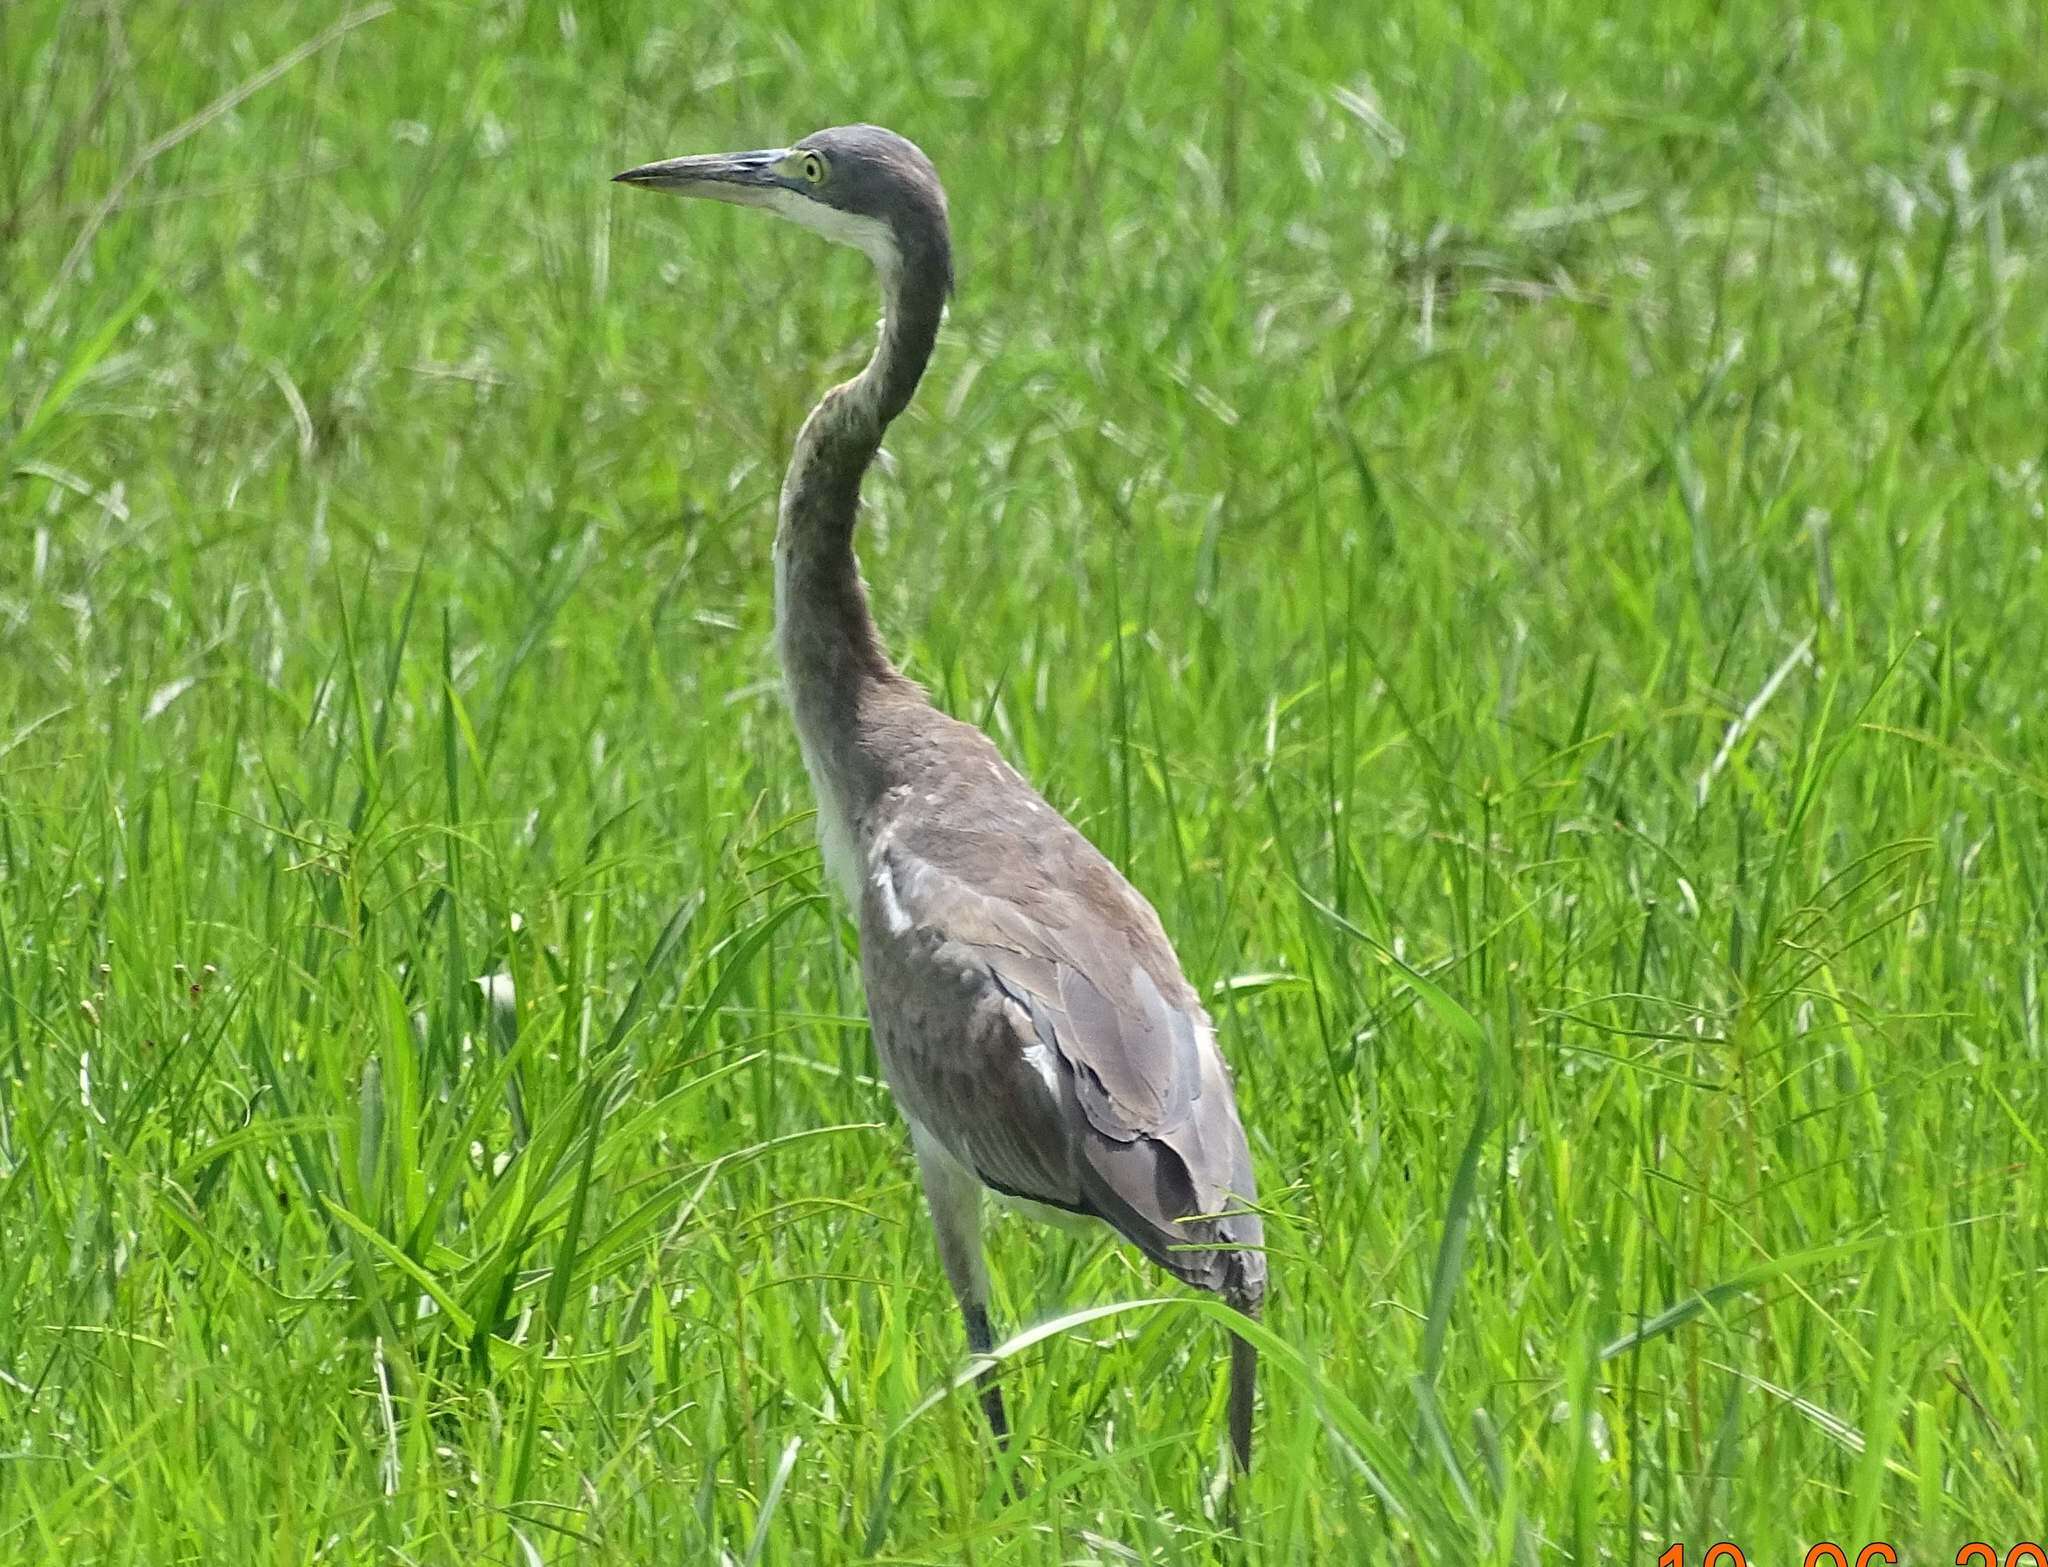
left=961, top=1302, right=1007, bottom=1442
left=909, top=1124, right=1009, bottom=1444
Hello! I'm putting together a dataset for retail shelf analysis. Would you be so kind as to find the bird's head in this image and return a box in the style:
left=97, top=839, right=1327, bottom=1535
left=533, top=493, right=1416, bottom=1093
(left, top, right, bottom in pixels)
left=613, top=124, right=951, bottom=296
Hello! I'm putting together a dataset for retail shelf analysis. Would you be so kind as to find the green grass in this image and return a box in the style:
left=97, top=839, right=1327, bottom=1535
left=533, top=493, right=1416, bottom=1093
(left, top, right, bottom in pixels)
left=4, top=0, right=2046, bottom=1560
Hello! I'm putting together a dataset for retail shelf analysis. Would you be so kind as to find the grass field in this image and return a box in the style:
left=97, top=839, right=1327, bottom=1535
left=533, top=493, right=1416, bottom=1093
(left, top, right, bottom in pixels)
left=4, top=1, right=2047, bottom=1561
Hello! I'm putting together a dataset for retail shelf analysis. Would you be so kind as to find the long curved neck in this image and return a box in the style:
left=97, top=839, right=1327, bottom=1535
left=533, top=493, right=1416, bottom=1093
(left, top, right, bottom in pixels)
left=774, top=248, right=946, bottom=850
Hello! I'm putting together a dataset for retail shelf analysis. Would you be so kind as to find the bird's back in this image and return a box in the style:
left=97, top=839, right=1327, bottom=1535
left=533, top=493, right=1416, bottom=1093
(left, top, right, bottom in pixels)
left=851, top=696, right=1266, bottom=1307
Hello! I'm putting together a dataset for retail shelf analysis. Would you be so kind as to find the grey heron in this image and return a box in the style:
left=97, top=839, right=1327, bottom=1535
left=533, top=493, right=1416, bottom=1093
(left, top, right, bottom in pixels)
left=613, top=124, right=1268, bottom=1471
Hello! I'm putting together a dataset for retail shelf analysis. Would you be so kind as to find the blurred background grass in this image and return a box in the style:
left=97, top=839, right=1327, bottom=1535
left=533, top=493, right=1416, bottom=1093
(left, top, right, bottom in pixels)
left=2, top=1, right=2045, bottom=1561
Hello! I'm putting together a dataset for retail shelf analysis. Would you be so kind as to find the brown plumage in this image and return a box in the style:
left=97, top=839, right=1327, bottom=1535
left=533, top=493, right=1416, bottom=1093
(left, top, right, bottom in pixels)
left=615, top=124, right=1266, bottom=1471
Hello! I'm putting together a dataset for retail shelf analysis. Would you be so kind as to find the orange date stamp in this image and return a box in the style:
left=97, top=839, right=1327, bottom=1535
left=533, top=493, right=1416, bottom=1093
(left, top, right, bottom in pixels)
left=1659, top=1547, right=2047, bottom=1567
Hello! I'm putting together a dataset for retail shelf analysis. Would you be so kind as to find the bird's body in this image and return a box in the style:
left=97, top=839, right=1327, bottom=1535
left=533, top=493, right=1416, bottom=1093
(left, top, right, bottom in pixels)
left=616, top=124, right=1266, bottom=1469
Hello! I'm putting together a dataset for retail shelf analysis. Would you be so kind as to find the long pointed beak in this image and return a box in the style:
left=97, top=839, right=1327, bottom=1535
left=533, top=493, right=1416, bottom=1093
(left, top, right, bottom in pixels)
left=610, top=148, right=788, bottom=206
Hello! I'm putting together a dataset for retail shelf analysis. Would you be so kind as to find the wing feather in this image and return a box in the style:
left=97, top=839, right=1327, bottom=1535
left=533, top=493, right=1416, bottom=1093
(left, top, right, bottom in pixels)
left=861, top=815, right=1264, bottom=1301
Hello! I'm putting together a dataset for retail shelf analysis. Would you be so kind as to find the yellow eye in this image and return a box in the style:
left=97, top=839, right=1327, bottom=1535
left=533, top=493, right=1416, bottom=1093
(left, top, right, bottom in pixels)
left=800, top=152, right=826, bottom=184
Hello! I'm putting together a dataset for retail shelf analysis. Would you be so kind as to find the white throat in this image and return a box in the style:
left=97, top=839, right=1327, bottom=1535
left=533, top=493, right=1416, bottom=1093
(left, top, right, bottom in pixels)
left=764, top=188, right=900, bottom=283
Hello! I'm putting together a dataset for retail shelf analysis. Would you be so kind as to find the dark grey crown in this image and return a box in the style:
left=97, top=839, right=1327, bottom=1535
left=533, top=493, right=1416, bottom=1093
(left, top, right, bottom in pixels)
left=796, top=125, right=953, bottom=294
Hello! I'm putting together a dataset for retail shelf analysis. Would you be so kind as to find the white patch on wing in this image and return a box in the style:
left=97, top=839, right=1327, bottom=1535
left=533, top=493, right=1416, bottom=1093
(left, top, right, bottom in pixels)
left=1021, top=1040, right=1060, bottom=1098
left=873, top=858, right=913, bottom=935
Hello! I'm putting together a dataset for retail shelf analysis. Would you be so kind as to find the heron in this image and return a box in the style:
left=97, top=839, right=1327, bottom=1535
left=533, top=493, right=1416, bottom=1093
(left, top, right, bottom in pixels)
left=613, top=124, right=1268, bottom=1471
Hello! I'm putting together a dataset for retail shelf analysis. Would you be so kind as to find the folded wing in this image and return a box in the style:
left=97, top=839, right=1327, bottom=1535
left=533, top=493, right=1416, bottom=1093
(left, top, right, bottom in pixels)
left=862, top=817, right=1265, bottom=1304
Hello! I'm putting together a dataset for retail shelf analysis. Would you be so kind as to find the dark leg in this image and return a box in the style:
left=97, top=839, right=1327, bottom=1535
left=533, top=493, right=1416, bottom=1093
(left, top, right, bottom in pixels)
left=1227, top=1316, right=1257, bottom=1473
left=962, top=1301, right=1009, bottom=1442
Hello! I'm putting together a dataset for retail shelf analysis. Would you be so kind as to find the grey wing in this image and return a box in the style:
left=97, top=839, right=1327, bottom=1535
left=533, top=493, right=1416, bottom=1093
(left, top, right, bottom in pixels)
left=863, top=821, right=1265, bottom=1303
